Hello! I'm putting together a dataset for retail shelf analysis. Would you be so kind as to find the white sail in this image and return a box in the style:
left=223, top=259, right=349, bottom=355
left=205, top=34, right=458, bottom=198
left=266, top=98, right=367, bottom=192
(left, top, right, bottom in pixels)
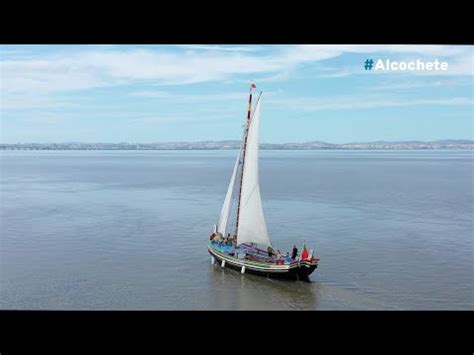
left=236, top=96, right=272, bottom=247
left=217, top=147, right=241, bottom=236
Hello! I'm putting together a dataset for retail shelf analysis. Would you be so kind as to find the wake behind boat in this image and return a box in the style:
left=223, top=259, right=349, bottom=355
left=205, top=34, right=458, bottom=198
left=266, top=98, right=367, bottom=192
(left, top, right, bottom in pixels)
left=208, top=82, right=319, bottom=281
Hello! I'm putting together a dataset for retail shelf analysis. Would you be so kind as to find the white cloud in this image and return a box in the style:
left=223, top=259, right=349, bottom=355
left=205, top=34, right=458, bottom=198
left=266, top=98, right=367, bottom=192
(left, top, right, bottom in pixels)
left=129, top=90, right=256, bottom=102
left=0, top=92, right=80, bottom=110
left=2, top=45, right=471, bottom=93
left=268, top=95, right=474, bottom=111
left=0, top=45, right=472, bottom=111
left=0, top=48, right=291, bottom=102
left=370, top=78, right=472, bottom=91
left=129, top=90, right=174, bottom=99
left=176, top=45, right=264, bottom=52
left=288, top=45, right=473, bottom=78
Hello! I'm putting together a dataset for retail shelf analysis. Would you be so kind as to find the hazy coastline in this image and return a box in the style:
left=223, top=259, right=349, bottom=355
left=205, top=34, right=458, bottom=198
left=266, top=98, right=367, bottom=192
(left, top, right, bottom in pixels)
left=1, top=139, right=473, bottom=151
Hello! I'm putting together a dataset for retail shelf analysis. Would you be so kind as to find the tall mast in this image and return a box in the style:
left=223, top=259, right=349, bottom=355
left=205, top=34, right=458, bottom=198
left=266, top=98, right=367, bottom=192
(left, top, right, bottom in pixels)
left=235, top=81, right=256, bottom=236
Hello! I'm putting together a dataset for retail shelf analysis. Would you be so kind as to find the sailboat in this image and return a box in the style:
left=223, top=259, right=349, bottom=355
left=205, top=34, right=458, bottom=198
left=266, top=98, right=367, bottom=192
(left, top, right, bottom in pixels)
left=208, top=82, right=319, bottom=280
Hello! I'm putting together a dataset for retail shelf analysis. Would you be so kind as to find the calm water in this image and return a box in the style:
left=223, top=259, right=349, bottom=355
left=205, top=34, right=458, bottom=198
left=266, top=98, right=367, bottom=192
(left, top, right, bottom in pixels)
left=0, top=150, right=472, bottom=310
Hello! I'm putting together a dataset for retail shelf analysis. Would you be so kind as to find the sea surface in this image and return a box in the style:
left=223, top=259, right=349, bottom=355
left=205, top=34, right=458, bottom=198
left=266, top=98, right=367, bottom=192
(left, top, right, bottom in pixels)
left=0, top=150, right=472, bottom=310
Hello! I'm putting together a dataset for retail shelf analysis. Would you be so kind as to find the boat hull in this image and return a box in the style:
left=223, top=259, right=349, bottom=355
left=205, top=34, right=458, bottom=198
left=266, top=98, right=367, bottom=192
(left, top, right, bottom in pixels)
left=208, top=243, right=318, bottom=281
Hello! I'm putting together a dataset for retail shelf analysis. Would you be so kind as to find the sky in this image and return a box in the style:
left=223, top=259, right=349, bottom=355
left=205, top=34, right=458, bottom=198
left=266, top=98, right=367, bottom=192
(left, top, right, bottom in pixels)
left=0, top=45, right=472, bottom=144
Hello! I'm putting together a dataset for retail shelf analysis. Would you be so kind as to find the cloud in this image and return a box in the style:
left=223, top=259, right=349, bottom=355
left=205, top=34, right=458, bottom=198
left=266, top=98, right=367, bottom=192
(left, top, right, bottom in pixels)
left=0, top=92, right=79, bottom=110
left=1, top=45, right=472, bottom=112
left=370, top=78, right=473, bottom=91
left=2, top=45, right=471, bottom=94
left=176, top=45, right=264, bottom=52
left=129, top=90, right=174, bottom=99
left=268, top=95, right=473, bottom=111
left=129, top=90, right=260, bottom=102
left=0, top=48, right=284, bottom=96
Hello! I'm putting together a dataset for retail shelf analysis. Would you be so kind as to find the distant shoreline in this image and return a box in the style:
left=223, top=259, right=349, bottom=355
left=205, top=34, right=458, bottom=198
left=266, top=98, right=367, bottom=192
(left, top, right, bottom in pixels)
left=1, top=149, right=473, bottom=151
left=2, top=148, right=474, bottom=151
left=1, top=140, right=473, bottom=151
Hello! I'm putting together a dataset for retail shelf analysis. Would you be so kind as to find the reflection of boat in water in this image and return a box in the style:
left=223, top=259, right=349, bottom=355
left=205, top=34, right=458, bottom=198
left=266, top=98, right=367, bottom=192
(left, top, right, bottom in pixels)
left=208, top=264, right=320, bottom=309
left=208, top=82, right=319, bottom=281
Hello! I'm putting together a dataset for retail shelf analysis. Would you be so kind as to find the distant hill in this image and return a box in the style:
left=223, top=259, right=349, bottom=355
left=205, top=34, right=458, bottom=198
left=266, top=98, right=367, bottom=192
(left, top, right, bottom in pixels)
left=1, top=140, right=473, bottom=150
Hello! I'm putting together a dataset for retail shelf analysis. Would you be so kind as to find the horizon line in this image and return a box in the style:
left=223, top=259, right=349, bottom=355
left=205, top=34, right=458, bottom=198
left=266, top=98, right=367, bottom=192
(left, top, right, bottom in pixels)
left=1, top=139, right=473, bottom=145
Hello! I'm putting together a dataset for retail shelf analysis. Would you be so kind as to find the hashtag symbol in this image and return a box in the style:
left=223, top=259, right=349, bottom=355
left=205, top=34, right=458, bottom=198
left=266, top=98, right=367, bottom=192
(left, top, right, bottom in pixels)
left=364, top=59, right=374, bottom=70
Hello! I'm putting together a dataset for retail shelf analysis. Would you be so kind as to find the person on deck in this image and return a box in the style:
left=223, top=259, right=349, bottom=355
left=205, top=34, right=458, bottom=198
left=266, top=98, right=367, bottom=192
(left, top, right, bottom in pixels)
left=291, top=245, right=298, bottom=260
left=267, top=246, right=274, bottom=258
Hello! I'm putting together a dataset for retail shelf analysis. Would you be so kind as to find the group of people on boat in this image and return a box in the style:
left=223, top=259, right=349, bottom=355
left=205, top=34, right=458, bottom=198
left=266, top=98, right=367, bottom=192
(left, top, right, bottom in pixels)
left=266, top=245, right=300, bottom=264
left=209, top=232, right=310, bottom=264
left=210, top=231, right=304, bottom=264
left=210, top=232, right=237, bottom=247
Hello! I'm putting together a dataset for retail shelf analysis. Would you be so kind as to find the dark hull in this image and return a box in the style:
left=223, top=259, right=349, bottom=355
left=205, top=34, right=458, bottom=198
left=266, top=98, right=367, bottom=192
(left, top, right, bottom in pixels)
left=208, top=244, right=318, bottom=281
